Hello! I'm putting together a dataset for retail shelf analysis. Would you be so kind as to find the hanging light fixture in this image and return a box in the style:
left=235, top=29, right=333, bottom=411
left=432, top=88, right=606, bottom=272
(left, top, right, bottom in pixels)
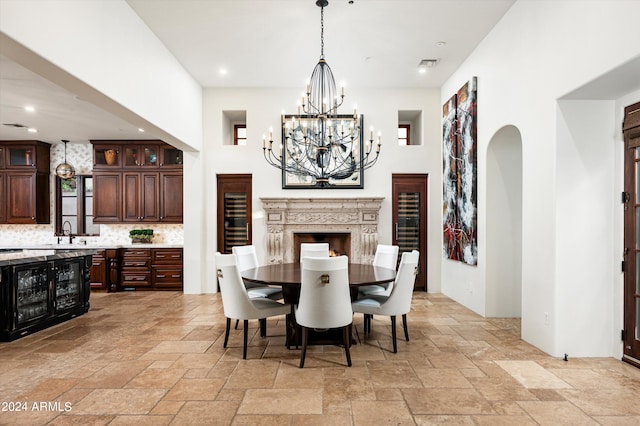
left=263, top=0, right=381, bottom=188
left=55, top=140, right=75, bottom=179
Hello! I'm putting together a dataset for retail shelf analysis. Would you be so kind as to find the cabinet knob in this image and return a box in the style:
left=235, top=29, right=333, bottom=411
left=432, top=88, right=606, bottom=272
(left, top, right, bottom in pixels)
left=31, top=217, right=35, bottom=220
left=160, top=216, right=164, bottom=220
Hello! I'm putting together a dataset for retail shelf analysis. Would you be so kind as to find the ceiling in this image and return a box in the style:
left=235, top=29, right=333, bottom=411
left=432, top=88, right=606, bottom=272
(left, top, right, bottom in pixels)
left=2, top=0, right=519, bottom=145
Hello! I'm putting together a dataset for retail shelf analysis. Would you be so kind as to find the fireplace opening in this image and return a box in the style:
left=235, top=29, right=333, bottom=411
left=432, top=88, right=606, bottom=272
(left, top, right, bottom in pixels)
left=294, top=232, right=351, bottom=261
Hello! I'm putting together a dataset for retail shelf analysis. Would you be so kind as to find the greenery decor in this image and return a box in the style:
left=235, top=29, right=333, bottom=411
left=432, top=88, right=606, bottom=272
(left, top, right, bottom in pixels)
left=129, top=229, right=154, bottom=243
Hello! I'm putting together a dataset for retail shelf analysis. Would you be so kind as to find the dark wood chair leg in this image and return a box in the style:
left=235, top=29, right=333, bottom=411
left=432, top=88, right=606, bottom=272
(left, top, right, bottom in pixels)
left=343, top=324, right=352, bottom=367
left=402, top=314, right=409, bottom=341
left=224, top=317, right=231, bottom=348
left=364, top=314, right=371, bottom=334
left=259, top=318, right=266, bottom=337
left=243, top=319, right=249, bottom=359
left=390, top=315, right=397, bottom=353
left=299, top=327, right=308, bottom=368
left=235, top=319, right=239, bottom=329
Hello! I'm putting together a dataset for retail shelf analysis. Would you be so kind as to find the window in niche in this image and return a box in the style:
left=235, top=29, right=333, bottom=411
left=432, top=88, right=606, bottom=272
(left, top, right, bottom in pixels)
left=223, top=110, right=247, bottom=145
left=398, top=110, right=422, bottom=146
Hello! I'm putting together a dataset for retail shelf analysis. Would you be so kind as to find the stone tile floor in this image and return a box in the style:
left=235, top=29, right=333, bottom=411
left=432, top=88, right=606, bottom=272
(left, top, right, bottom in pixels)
left=1, top=291, right=640, bottom=425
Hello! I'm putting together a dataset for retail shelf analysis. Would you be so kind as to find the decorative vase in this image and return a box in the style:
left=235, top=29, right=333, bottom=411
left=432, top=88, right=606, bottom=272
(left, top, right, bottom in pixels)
left=104, top=149, right=117, bottom=165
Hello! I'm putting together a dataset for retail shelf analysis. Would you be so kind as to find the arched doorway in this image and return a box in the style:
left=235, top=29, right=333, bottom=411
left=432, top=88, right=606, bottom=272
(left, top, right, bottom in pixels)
left=486, top=125, right=523, bottom=317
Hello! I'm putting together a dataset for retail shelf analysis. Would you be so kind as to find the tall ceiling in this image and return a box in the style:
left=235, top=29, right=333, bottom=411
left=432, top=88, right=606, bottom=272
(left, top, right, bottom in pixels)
left=0, top=0, right=517, bottom=145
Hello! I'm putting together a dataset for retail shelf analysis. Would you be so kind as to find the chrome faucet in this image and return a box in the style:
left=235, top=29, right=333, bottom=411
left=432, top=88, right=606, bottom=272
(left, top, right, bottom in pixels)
left=62, top=220, right=75, bottom=244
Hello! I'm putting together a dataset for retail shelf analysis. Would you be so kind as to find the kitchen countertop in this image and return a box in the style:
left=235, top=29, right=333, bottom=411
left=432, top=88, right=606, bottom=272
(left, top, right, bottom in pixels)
left=0, top=249, right=98, bottom=267
left=0, top=244, right=184, bottom=250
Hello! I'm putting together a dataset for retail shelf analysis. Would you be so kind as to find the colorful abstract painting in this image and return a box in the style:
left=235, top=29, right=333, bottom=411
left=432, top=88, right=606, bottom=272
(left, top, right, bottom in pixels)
left=442, top=77, right=477, bottom=265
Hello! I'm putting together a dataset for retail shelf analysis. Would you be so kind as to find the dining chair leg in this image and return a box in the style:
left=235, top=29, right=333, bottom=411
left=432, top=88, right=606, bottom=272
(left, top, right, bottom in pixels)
left=343, top=324, right=352, bottom=367
left=243, top=319, right=249, bottom=359
left=259, top=318, right=266, bottom=337
left=224, top=317, right=231, bottom=348
left=390, top=315, right=397, bottom=353
left=235, top=319, right=239, bottom=329
left=299, top=327, right=308, bottom=368
left=402, top=314, right=409, bottom=341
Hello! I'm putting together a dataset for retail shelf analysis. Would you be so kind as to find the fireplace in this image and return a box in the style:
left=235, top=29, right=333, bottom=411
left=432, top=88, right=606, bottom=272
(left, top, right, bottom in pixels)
left=294, top=232, right=351, bottom=261
left=260, top=197, right=384, bottom=264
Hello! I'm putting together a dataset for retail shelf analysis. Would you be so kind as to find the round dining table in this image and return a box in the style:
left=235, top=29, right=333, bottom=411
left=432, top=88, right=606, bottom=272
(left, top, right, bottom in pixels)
left=241, top=262, right=396, bottom=348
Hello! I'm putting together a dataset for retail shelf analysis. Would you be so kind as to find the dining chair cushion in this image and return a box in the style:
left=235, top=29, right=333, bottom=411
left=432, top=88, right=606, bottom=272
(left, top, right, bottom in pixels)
left=358, top=244, right=399, bottom=297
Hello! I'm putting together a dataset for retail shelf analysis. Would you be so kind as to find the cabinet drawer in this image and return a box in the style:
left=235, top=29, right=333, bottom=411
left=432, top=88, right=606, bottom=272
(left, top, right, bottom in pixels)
left=152, top=268, right=182, bottom=288
left=121, top=271, right=151, bottom=287
left=122, top=258, right=150, bottom=268
left=122, top=249, right=150, bottom=258
left=152, top=249, right=182, bottom=264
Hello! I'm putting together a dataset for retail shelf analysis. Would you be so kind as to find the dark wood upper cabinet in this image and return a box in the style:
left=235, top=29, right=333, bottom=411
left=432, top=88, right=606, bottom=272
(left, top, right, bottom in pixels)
left=160, top=172, right=183, bottom=222
left=93, top=173, right=122, bottom=223
left=0, top=141, right=50, bottom=224
left=91, top=141, right=182, bottom=224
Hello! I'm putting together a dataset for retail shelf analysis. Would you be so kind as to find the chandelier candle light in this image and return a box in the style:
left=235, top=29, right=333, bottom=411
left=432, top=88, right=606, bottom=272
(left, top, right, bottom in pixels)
left=263, top=0, right=381, bottom=188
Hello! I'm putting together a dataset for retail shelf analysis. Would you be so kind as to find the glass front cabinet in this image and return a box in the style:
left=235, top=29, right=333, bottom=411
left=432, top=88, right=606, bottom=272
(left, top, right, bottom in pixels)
left=1, top=255, right=91, bottom=341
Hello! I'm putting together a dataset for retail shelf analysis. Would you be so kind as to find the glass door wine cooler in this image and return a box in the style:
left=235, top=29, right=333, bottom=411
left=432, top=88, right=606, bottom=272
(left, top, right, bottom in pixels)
left=1, top=255, right=91, bottom=341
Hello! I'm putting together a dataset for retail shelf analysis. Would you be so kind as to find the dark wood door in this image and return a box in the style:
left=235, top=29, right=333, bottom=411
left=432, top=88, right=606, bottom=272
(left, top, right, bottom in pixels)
left=623, top=101, right=640, bottom=367
left=160, top=172, right=183, bottom=222
left=93, top=173, right=121, bottom=223
left=216, top=174, right=251, bottom=253
left=392, top=174, right=428, bottom=291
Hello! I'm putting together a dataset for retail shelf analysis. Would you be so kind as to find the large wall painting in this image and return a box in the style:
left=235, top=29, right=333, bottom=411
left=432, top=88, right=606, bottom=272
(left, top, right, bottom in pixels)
left=442, top=77, right=477, bottom=265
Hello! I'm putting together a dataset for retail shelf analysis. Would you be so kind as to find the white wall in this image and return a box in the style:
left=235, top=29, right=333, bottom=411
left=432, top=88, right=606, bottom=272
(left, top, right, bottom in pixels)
left=441, top=0, right=640, bottom=356
left=555, top=101, right=615, bottom=357
left=486, top=126, right=522, bottom=318
left=0, top=0, right=202, bottom=151
left=202, top=87, right=442, bottom=294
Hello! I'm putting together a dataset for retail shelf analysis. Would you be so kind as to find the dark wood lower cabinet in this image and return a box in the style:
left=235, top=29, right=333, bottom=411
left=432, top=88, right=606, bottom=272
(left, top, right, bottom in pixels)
left=89, top=248, right=183, bottom=291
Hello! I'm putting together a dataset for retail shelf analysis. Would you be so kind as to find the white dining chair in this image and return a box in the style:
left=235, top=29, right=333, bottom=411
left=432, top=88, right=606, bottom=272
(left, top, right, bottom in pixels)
left=296, top=255, right=352, bottom=368
left=215, top=253, right=290, bottom=359
left=232, top=245, right=283, bottom=300
left=358, top=244, right=399, bottom=297
left=299, top=243, right=330, bottom=262
left=352, top=250, right=419, bottom=353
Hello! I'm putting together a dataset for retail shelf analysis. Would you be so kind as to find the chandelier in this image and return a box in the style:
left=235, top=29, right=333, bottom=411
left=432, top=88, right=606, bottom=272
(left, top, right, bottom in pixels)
left=263, top=0, right=381, bottom=188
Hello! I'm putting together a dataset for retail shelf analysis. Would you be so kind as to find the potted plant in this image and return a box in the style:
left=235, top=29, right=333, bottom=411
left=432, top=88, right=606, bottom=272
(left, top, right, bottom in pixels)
left=129, top=229, right=154, bottom=244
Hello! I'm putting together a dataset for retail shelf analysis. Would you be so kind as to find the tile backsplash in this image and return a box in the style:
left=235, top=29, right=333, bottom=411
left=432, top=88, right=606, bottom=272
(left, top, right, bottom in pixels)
left=0, top=224, right=184, bottom=246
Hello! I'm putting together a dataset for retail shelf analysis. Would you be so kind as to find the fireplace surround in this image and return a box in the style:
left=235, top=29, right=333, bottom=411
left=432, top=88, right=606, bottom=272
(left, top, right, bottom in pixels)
left=260, top=197, right=384, bottom=264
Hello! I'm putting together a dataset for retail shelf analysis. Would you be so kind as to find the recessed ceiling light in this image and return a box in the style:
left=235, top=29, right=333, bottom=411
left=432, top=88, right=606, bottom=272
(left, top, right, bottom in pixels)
left=24, top=106, right=35, bottom=112
left=27, top=128, right=38, bottom=133
left=138, top=128, right=145, bottom=133
left=435, top=41, right=446, bottom=47
left=219, top=68, right=228, bottom=75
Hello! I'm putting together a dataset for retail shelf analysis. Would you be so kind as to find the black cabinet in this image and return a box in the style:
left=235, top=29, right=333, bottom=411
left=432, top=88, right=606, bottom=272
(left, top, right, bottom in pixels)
left=1, top=253, right=91, bottom=341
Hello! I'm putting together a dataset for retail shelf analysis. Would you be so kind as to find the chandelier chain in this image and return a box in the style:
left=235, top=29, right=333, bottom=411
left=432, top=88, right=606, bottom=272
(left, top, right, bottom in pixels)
left=262, top=0, right=381, bottom=188
left=320, top=5, right=324, bottom=59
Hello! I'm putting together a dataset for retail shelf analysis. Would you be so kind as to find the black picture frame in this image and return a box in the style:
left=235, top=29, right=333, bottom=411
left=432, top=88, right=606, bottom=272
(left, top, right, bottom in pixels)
left=281, top=114, right=365, bottom=189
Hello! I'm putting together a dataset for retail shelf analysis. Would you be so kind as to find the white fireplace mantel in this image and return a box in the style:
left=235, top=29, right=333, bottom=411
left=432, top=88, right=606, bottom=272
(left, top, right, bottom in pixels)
left=260, top=197, right=384, bottom=264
